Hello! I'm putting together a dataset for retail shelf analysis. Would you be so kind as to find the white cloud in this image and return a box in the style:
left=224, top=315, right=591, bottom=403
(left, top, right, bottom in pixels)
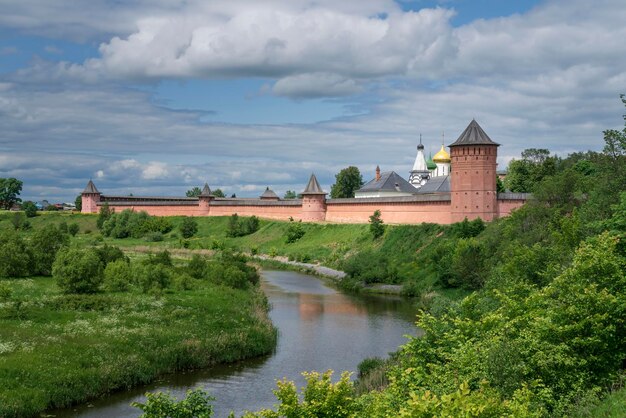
left=272, top=73, right=363, bottom=98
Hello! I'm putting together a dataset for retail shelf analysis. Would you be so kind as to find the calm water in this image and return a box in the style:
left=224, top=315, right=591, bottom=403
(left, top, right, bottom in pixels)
left=52, top=270, right=419, bottom=417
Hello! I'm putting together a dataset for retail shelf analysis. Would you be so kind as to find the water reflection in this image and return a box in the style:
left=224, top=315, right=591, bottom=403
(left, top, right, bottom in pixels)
left=51, top=270, right=419, bottom=418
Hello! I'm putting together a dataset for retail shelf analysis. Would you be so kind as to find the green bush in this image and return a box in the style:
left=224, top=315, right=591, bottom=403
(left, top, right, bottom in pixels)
left=10, top=212, right=30, bottom=230
left=22, top=201, right=38, bottom=218
left=180, top=216, right=199, bottom=239
left=187, top=254, right=207, bottom=279
left=369, top=210, right=385, bottom=239
left=102, top=209, right=173, bottom=239
left=53, top=248, right=104, bottom=294
left=58, top=221, right=68, bottom=233
left=0, top=230, right=32, bottom=277
left=68, top=222, right=80, bottom=236
left=145, top=231, right=164, bottom=242
left=103, top=259, right=132, bottom=292
left=134, top=263, right=171, bottom=293
left=94, top=244, right=128, bottom=267
left=146, top=250, right=173, bottom=267
left=31, top=224, right=70, bottom=276
left=97, top=203, right=112, bottom=230
left=132, top=389, right=214, bottom=418
left=285, top=220, right=305, bottom=243
left=227, top=214, right=259, bottom=237
left=357, top=357, right=386, bottom=379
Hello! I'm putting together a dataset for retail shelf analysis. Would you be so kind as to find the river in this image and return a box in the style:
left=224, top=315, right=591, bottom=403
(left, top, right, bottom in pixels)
left=53, top=270, right=420, bottom=417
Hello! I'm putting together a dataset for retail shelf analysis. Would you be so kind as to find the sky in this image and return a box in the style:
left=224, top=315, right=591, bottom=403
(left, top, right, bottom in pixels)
left=0, top=0, right=625, bottom=203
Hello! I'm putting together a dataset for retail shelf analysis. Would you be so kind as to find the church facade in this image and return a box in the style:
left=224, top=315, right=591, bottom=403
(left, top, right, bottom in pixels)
left=82, top=120, right=529, bottom=224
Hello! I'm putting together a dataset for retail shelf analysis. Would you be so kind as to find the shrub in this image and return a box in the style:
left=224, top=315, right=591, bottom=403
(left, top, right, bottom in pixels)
left=31, top=224, right=70, bottom=276
left=0, top=282, right=12, bottom=301
left=97, top=203, right=112, bottom=230
left=10, top=212, right=30, bottom=230
left=0, top=230, right=32, bottom=278
left=173, top=273, right=195, bottom=291
left=250, top=246, right=259, bottom=256
left=22, top=201, right=38, bottom=218
left=211, top=239, right=224, bottom=250
left=131, top=389, right=214, bottom=418
left=357, top=357, right=386, bottom=379
left=103, top=259, right=132, bottom=292
left=146, top=250, right=173, bottom=267
left=180, top=216, right=199, bottom=238
left=285, top=221, right=305, bottom=243
left=94, top=244, right=127, bottom=267
left=53, top=248, right=104, bottom=294
left=369, top=210, right=385, bottom=239
left=187, top=254, right=207, bottom=279
left=134, top=263, right=171, bottom=293
left=68, top=223, right=80, bottom=236
left=144, top=231, right=164, bottom=242
left=58, top=221, right=68, bottom=233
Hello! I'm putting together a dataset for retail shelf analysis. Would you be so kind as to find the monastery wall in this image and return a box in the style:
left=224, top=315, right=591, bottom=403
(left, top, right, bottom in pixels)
left=497, top=193, right=531, bottom=217
left=104, top=203, right=204, bottom=217
left=326, top=197, right=453, bottom=224
left=208, top=201, right=302, bottom=220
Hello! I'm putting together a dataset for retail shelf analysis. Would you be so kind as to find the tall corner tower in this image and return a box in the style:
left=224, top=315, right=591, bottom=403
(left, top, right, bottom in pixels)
left=449, top=120, right=499, bottom=222
left=300, top=173, right=327, bottom=222
left=81, top=180, right=101, bottom=214
left=198, top=183, right=213, bottom=215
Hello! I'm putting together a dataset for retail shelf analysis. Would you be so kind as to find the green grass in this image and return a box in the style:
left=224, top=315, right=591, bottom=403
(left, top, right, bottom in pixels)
left=570, top=386, right=626, bottom=417
left=0, top=275, right=276, bottom=418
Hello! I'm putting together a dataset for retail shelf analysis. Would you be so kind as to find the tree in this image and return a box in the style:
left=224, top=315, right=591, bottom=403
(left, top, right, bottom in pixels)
left=186, top=187, right=202, bottom=197
left=31, top=224, right=70, bottom=275
left=97, top=203, right=112, bottom=230
left=213, top=188, right=225, bottom=198
left=22, top=201, right=37, bottom=218
left=369, top=210, right=385, bottom=239
left=0, top=230, right=32, bottom=277
left=74, top=194, right=82, bottom=211
left=330, top=166, right=363, bottom=198
left=505, top=149, right=560, bottom=193
left=53, top=248, right=104, bottom=294
left=0, top=178, right=23, bottom=210
left=68, top=223, right=80, bottom=236
left=180, top=216, right=199, bottom=238
left=284, top=190, right=297, bottom=199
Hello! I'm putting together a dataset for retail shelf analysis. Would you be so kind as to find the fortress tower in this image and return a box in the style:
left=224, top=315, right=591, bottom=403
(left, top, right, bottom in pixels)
left=300, top=174, right=327, bottom=222
left=198, top=183, right=213, bottom=215
left=449, top=119, right=499, bottom=222
left=81, top=180, right=101, bottom=214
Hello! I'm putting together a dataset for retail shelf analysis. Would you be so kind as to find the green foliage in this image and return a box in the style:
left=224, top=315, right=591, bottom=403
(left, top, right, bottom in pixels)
left=283, top=190, right=297, bottom=199
left=187, top=254, right=207, bottom=279
left=102, top=209, right=172, bottom=239
left=505, top=148, right=560, bottom=193
left=450, top=217, right=485, bottom=238
left=74, top=194, right=82, bottom=211
left=10, top=212, right=30, bottom=231
left=132, top=389, right=214, bottom=418
left=103, top=259, right=132, bottom=292
left=369, top=210, right=385, bottom=239
left=285, top=220, right=305, bottom=243
left=0, top=230, right=32, bottom=278
left=244, top=370, right=356, bottom=418
left=186, top=187, right=203, bottom=197
left=134, top=263, right=171, bottom=293
left=213, top=188, right=225, bottom=198
left=22, top=201, right=37, bottom=218
left=68, top=222, right=80, bottom=236
left=58, top=220, right=68, bottom=233
left=97, top=203, right=112, bottom=230
left=357, top=357, right=385, bottom=379
left=94, top=244, right=127, bottom=266
left=180, top=216, right=199, bottom=238
left=227, top=214, right=259, bottom=237
left=53, top=247, right=104, bottom=294
left=496, top=176, right=505, bottom=193
left=330, top=166, right=363, bottom=198
left=146, top=250, right=173, bottom=267
left=0, top=177, right=22, bottom=209
left=145, top=231, right=164, bottom=242
left=30, top=224, right=70, bottom=275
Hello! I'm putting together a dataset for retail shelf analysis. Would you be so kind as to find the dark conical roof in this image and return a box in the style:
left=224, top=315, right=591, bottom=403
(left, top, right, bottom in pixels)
left=82, top=180, right=100, bottom=194
left=199, top=183, right=212, bottom=197
left=301, top=174, right=326, bottom=195
left=449, top=119, right=499, bottom=147
left=260, top=187, right=279, bottom=199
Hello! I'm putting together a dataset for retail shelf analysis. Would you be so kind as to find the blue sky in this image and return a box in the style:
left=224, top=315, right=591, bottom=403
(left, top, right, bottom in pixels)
left=0, top=0, right=624, bottom=202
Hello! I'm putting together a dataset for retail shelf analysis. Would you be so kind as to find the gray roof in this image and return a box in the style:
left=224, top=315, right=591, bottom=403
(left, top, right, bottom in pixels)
left=417, top=175, right=450, bottom=194
left=199, top=183, right=212, bottom=197
left=449, top=119, right=499, bottom=147
left=260, top=187, right=279, bottom=199
left=357, top=171, right=417, bottom=194
left=82, top=180, right=100, bottom=194
left=301, top=174, right=326, bottom=195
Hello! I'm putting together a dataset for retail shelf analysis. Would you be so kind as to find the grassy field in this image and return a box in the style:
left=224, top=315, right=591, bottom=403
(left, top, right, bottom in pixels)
left=0, top=266, right=276, bottom=417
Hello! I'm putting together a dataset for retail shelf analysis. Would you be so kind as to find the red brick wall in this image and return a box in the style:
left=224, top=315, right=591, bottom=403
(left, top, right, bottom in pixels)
left=81, top=193, right=100, bottom=214
left=497, top=199, right=526, bottom=217
left=326, top=200, right=452, bottom=224
left=450, top=145, right=499, bottom=222
left=209, top=204, right=302, bottom=220
left=301, top=195, right=327, bottom=222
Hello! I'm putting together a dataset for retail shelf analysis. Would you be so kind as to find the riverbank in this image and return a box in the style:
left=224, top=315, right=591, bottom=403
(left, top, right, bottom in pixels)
left=0, top=275, right=276, bottom=418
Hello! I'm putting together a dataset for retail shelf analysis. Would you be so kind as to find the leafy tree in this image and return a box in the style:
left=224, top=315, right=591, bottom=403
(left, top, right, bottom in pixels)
left=0, top=177, right=23, bottom=210
left=74, top=194, right=82, bottom=211
left=53, top=248, right=104, bottom=294
left=284, top=190, right=297, bottom=199
left=213, top=188, right=225, bottom=198
left=132, top=389, right=214, bottom=418
left=97, top=203, right=112, bottom=230
left=505, top=148, right=560, bottom=193
left=227, top=214, right=259, bottom=237
left=0, top=230, right=32, bottom=277
left=103, top=259, right=132, bottom=292
left=68, top=223, right=80, bottom=236
left=496, top=176, right=505, bottom=193
left=330, top=166, right=363, bottom=198
left=94, top=244, right=127, bottom=266
left=231, top=193, right=237, bottom=198
left=186, top=187, right=202, bottom=197
left=31, top=224, right=70, bottom=276
left=180, top=216, right=199, bottom=238
left=369, top=210, right=385, bottom=239
left=285, top=220, right=305, bottom=243
left=22, top=201, right=37, bottom=218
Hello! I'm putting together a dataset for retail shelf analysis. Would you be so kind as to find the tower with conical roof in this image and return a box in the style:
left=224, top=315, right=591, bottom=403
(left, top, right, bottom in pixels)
left=449, top=119, right=499, bottom=222
left=81, top=180, right=101, bottom=213
left=198, top=183, right=213, bottom=215
left=409, top=135, right=430, bottom=188
left=300, top=174, right=327, bottom=222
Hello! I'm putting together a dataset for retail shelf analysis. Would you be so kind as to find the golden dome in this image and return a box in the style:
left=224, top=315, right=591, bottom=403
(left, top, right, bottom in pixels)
left=432, top=145, right=451, bottom=163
